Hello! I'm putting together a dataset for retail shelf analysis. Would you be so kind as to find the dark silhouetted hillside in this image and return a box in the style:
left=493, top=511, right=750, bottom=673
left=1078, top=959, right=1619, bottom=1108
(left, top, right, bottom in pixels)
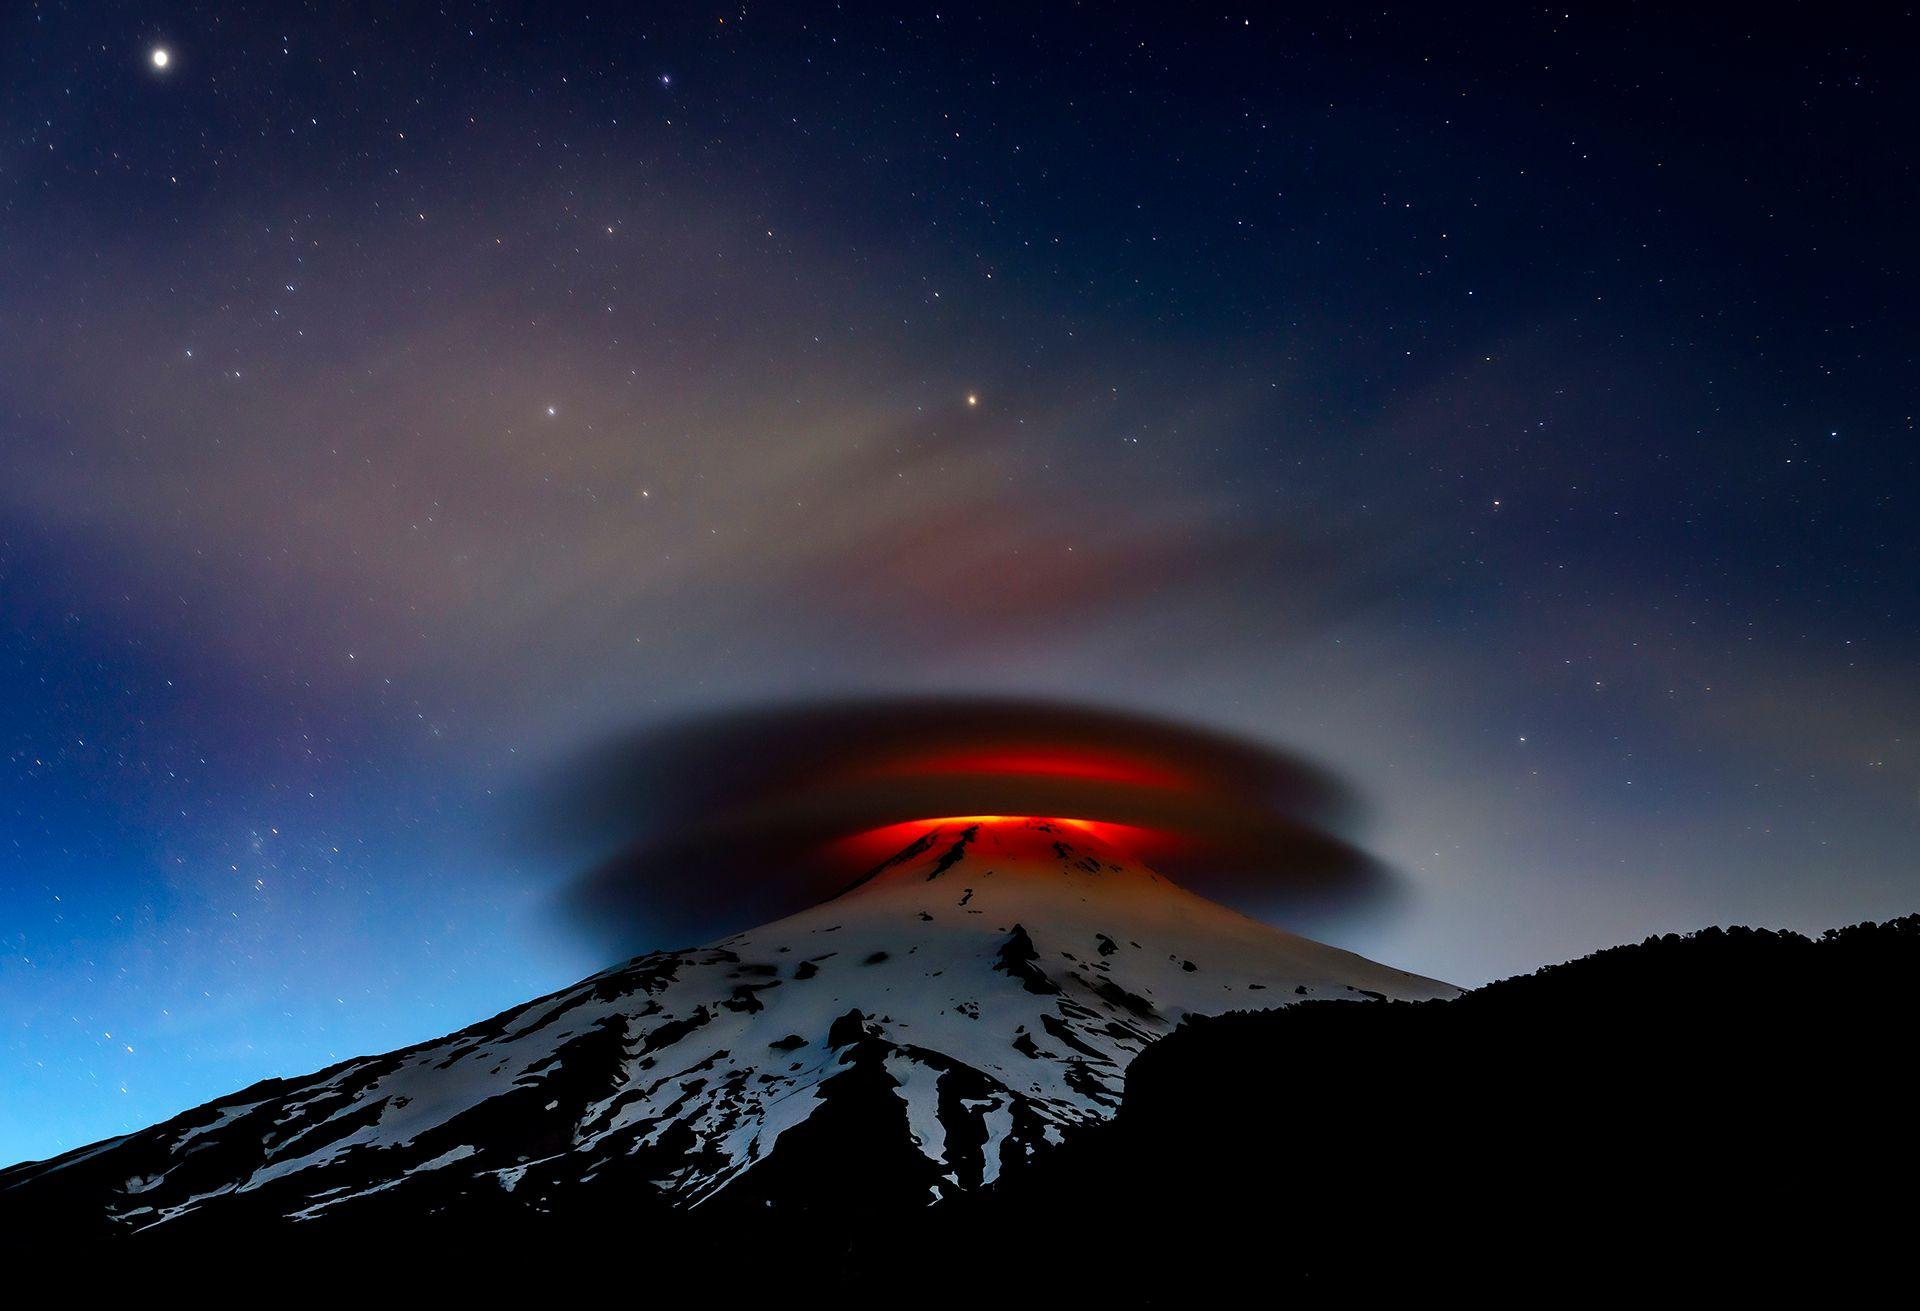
left=951, top=915, right=1920, bottom=1295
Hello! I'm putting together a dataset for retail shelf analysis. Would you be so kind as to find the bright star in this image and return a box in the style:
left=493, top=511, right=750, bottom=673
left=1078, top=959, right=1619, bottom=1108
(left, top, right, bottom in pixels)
left=151, top=47, right=170, bottom=70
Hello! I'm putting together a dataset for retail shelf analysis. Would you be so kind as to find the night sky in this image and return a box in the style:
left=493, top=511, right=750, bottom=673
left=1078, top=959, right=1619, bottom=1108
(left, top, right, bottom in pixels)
left=4, top=3, right=1916, bottom=1165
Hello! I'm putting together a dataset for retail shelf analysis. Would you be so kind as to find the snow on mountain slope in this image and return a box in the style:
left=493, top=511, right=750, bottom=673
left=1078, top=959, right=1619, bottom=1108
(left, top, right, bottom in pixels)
left=0, top=818, right=1456, bottom=1231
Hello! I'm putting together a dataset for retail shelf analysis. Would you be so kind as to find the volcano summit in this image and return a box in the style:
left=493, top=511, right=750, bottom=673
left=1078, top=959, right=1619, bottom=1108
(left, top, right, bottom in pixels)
left=1, top=818, right=1453, bottom=1234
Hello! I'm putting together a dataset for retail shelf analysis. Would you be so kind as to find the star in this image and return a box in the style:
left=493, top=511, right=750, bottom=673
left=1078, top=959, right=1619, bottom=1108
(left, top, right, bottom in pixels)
left=150, top=47, right=170, bottom=70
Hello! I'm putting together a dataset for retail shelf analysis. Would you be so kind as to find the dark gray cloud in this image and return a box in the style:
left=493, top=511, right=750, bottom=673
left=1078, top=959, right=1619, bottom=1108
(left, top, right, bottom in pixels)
left=547, top=696, right=1398, bottom=955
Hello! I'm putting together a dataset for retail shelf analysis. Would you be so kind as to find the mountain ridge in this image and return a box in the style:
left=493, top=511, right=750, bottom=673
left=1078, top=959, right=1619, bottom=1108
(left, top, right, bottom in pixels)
left=0, top=817, right=1453, bottom=1234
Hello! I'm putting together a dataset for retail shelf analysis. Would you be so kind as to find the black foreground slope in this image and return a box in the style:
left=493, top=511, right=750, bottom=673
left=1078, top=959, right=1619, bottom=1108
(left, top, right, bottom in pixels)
left=947, top=915, right=1920, bottom=1294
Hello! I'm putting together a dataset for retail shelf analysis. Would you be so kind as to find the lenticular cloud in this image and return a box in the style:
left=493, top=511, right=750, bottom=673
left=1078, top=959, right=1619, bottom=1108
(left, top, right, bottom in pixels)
left=546, top=696, right=1396, bottom=954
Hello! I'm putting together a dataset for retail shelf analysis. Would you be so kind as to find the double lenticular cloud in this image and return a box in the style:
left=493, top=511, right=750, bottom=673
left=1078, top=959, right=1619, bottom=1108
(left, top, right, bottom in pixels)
left=550, top=698, right=1398, bottom=954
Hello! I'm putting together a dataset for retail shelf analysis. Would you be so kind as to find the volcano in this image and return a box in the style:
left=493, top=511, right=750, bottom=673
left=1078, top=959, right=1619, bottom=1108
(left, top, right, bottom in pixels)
left=1, top=818, right=1454, bottom=1235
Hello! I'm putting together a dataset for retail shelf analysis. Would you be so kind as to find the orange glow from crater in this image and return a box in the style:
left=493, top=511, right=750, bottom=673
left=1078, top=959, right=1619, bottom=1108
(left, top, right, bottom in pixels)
left=829, top=814, right=1173, bottom=869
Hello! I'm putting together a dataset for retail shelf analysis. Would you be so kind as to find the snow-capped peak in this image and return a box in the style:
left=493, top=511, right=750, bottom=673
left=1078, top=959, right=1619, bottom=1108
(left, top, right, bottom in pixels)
left=1, top=817, right=1456, bottom=1230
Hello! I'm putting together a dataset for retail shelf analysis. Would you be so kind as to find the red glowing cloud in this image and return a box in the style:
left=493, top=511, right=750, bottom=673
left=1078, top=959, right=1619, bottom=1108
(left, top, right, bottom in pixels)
left=548, top=696, right=1390, bottom=952
left=863, top=749, right=1194, bottom=791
